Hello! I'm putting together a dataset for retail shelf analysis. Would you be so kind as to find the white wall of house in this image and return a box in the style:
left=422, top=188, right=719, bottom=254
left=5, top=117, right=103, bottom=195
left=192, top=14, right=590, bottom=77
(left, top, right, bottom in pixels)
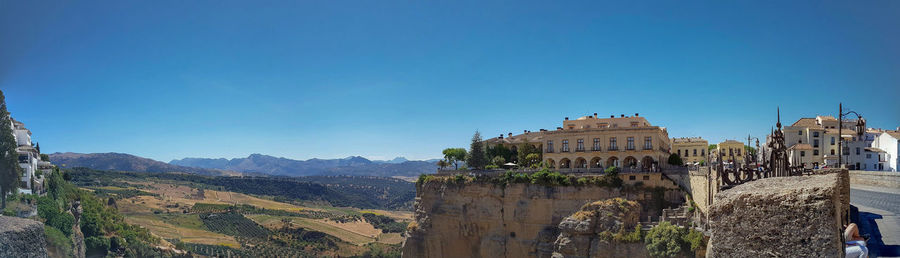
left=874, top=132, right=899, bottom=172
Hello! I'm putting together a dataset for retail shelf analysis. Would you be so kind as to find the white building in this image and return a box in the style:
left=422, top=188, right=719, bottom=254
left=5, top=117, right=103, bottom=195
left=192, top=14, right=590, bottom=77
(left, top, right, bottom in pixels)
left=9, top=118, right=48, bottom=194
left=873, top=131, right=900, bottom=172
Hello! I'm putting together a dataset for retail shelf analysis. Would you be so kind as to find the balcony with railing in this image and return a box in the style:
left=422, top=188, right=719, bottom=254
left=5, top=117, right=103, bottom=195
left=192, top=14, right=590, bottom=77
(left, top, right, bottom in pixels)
left=608, top=146, right=619, bottom=151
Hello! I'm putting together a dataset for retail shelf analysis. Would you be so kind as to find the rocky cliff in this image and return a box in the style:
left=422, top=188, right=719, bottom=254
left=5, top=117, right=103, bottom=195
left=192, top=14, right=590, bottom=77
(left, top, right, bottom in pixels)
left=552, top=198, right=649, bottom=258
left=706, top=170, right=850, bottom=257
left=402, top=179, right=683, bottom=258
left=0, top=216, right=48, bottom=258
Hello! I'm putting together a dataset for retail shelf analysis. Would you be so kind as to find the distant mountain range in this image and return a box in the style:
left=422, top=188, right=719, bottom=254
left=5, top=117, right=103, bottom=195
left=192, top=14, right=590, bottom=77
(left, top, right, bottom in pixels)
left=49, top=152, right=439, bottom=177
left=49, top=152, right=237, bottom=176
left=170, top=154, right=439, bottom=177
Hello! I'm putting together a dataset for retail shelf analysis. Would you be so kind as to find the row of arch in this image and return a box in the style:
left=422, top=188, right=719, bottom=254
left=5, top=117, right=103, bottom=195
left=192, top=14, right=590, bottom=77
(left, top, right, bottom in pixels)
left=546, top=156, right=655, bottom=169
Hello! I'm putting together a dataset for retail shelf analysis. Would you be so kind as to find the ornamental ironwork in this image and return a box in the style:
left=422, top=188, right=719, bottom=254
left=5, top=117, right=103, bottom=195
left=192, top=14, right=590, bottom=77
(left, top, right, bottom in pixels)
left=717, top=108, right=807, bottom=189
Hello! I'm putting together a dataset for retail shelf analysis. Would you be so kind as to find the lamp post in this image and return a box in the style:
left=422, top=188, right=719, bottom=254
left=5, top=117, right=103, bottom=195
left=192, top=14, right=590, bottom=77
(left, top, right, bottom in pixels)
left=747, top=134, right=760, bottom=170
left=838, top=103, right=866, bottom=168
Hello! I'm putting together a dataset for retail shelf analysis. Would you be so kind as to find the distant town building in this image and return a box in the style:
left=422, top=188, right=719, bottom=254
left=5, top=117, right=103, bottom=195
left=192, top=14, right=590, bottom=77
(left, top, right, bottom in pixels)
left=486, top=113, right=672, bottom=172
left=716, top=140, right=745, bottom=164
left=873, top=131, right=900, bottom=171
left=671, top=137, right=707, bottom=164
left=7, top=117, right=50, bottom=194
left=778, top=115, right=891, bottom=170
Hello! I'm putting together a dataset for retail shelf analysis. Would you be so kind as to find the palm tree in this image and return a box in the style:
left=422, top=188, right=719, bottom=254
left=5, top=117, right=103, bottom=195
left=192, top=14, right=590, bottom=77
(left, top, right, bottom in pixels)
left=436, top=159, right=450, bottom=170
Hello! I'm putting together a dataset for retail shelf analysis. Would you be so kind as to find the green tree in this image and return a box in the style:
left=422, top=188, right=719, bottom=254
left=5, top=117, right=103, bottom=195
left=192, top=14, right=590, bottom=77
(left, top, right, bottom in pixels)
left=0, top=90, right=22, bottom=209
left=466, top=131, right=487, bottom=170
left=523, top=153, right=541, bottom=168
left=491, top=156, right=506, bottom=167
left=644, top=221, right=687, bottom=257
left=442, top=148, right=467, bottom=170
left=486, top=144, right=514, bottom=163
left=516, top=142, right=541, bottom=167
left=667, top=154, right=684, bottom=166
left=707, top=144, right=717, bottom=151
left=436, top=159, right=450, bottom=170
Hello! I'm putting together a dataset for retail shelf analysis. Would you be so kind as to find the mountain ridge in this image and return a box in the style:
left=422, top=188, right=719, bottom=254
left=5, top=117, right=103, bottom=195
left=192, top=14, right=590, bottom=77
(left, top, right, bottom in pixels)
left=49, top=152, right=438, bottom=177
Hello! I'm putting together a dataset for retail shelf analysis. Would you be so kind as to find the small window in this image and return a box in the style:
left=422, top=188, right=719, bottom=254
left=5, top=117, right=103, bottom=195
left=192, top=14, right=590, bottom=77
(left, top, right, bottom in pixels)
left=629, top=175, right=636, bottom=180
left=813, top=132, right=819, bottom=137
left=814, top=150, right=819, bottom=155
left=642, top=175, right=650, bottom=180
left=799, top=131, right=803, bottom=135
left=801, top=151, right=806, bottom=157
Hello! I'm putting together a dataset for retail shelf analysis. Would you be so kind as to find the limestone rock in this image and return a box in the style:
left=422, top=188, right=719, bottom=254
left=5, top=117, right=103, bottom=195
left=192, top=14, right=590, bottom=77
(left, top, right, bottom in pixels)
left=552, top=198, right=647, bottom=258
left=401, top=181, right=681, bottom=258
left=0, top=216, right=49, bottom=258
left=706, top=171, right=849, bottom=257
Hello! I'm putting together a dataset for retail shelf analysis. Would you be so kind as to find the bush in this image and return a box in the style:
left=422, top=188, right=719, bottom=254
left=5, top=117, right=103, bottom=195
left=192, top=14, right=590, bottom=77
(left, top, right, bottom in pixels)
left=613, top=224, right=642, bottom=243
left=85, top=236, right=110, bottom=256
left=683, top=229, right=705, bottom=251
left=485, top=164, right=499, bottom=169
left=44, top=225, right=73, bottom=257
left=668, top=154, right=683, bottom=166
left=644, top=221, right=687, bottom=257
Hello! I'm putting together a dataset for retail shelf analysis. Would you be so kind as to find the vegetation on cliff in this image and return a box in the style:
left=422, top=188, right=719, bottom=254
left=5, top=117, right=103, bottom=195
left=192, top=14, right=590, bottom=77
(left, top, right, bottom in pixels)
left=644, top=221, right=705, bottom=257
left=37, top=167, right=183, bottom=257
left=417, top=167, right=623, bottom=188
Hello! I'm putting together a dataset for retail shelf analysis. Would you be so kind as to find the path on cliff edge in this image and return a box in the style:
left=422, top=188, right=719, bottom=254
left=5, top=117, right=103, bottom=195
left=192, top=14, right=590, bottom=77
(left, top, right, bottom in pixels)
left=851, top=186, right=900, bottom=258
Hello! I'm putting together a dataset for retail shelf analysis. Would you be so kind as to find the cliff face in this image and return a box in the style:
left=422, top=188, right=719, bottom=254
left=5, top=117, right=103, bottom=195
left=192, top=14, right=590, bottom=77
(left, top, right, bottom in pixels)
left=0, top=216, right=48, bottom=258
left=402, top=182, right=682, bottom=258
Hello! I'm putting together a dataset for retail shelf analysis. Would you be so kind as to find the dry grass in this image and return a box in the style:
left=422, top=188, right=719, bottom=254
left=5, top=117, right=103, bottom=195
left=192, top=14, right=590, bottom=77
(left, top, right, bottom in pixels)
left=248, top=215, right=377, bottom=245
left=125, top=214, right=239, bottom=247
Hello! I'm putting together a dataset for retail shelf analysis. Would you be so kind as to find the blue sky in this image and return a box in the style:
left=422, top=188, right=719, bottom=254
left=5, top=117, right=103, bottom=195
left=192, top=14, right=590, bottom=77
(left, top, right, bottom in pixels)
left=2, top=1, right=898, bottom=162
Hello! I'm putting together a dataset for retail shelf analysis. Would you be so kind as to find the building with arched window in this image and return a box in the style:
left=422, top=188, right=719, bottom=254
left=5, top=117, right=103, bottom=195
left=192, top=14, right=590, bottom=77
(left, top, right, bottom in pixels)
left=486, top=113, right=672, bottom=172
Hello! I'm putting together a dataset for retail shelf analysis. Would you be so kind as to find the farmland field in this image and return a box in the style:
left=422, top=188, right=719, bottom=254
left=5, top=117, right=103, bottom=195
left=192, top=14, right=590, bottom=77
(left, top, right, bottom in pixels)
left=73, top=169, right=410, bottom=257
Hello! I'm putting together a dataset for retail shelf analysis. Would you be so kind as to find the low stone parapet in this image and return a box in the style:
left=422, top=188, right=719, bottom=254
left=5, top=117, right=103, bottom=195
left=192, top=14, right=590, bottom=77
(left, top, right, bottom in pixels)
left=849, top=170, right=900, bottom=189
left=706, top=170, right=849, bottom=257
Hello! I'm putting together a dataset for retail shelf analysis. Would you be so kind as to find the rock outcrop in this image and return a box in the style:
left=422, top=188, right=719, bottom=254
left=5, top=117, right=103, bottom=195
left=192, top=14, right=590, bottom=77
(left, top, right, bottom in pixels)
left=402, top=181, right=683, bottom=258
left=706, top=170, right=849, bottom=257
left=0, top=216, right=49, bottom=258
left=552, top=198, right=649, bottom=258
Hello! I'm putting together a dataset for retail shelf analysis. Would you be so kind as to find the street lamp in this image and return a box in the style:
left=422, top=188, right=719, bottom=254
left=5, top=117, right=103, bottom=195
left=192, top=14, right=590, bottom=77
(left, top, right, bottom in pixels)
left=747, top=134, right=760, bottom=169
left=838, top=103, right=866, bottom=168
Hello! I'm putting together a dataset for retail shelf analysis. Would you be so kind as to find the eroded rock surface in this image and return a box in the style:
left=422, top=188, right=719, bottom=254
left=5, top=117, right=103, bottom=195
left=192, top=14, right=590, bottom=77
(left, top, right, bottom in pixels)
left=552, top=198, right=649, bottom=258
left=0, top=216, right=49, bottom=258
left=402, top=182, right=681, bottom=258
left=706, top=171, right=849, bottom=257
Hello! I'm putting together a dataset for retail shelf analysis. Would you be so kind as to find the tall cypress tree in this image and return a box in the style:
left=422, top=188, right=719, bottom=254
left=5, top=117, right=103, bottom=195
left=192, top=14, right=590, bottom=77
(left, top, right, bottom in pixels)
left=0, top=90, right=22, bottom=209
left=466, top=131, right=487, bottom=170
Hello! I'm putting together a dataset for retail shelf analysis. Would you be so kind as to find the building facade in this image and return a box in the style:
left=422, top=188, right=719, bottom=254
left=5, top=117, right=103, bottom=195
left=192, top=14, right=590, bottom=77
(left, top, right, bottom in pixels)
left=8, top=118, right=50, bottom=194
left=873, top=131, right=900, bottom=171
left=487, top=113, right=672, bottom=172
left=671, top=137, right=707, bottom=164
left=716, top=140, right=745, bottom=164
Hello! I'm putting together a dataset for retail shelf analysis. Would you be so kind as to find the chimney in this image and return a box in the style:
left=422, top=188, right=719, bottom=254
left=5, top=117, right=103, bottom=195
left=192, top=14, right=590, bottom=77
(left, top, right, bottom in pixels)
left=500, top=134, right=504, bottom=139
left=557, top=127, right=563, bottom=131
left=565, top=117, right=569, bottom=120
left=635, top=113, right=639, bottom=117
left=594, top=113, right=598, bottom=117
left=610, top=115, right=615, bottom=118
left=621, top=114, right=625, bottom=118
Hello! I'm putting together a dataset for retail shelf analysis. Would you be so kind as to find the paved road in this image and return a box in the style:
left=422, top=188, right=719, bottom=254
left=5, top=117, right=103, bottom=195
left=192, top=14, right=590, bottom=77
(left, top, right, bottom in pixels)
left=851, top=187, right=900, bottom=258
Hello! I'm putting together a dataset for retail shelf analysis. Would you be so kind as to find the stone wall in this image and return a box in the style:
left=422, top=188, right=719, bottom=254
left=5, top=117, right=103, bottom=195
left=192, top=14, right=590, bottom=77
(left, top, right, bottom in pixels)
left=706, top=170, right=849, bottom=257
left=402, top=181, right=685, bottom=258
left=850, top=170, right=900, bottom=188
left=0, top=216, right=48, bottom=258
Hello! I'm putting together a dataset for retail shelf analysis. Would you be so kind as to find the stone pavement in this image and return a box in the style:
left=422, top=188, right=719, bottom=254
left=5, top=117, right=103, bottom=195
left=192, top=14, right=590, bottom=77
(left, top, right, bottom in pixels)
left=851, top=187, right=900, bottom=258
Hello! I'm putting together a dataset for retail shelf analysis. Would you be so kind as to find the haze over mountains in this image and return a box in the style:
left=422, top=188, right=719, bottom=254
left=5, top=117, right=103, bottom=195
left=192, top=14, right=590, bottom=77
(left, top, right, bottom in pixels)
left=49, top=152, right=438, bottom=177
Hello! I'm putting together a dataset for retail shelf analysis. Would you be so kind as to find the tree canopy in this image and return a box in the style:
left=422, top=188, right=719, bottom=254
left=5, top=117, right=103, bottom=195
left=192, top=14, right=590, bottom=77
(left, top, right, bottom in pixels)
left=466, top=131, right=487, bottom=170
left=667, top=154, right=684, bottom=166
left=442, top=148, right=466, bottom=170
left=0, top=90, right=22, bottom=209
